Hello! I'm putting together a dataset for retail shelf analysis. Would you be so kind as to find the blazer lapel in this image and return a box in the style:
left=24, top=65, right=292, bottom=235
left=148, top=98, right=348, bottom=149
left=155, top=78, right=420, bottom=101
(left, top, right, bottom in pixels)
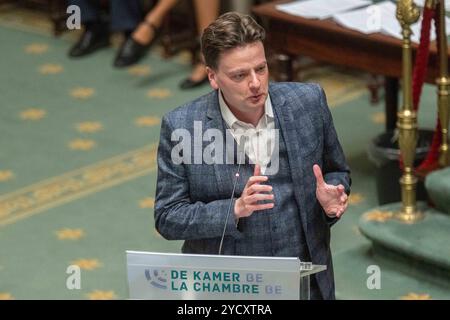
left=206, top=90, right=238, bottom=198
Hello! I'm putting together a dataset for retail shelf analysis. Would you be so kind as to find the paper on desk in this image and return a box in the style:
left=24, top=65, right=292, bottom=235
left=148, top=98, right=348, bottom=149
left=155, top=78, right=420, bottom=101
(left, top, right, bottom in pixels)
left=382, top=16, right=450, bottom=43
left=333, top=1, right=450, bottom=43
left=276, top=0, right=372, bottom=20
left=333, top=1, right=395, bottom=34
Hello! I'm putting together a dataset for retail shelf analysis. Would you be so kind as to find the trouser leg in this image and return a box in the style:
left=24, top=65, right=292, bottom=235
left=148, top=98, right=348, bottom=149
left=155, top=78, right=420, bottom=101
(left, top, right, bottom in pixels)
left=69, top=0, right=102, bottom=24
left=109, top=0, right=143, bottom=32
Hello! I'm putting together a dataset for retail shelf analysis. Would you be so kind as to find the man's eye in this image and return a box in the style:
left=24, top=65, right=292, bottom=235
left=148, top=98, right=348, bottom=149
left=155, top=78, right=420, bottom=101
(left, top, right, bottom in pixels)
left=233, top=74, right=245, bottom=80
left=257, top=66, right=266, bottom=73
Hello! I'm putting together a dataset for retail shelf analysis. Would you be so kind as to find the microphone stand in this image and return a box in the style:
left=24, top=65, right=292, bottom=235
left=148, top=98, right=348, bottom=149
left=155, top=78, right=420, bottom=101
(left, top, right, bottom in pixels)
left=218, top=144, right=244, bottom=255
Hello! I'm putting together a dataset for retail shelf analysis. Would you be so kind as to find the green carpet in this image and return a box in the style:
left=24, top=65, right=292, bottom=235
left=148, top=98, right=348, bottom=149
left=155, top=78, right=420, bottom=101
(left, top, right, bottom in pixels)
left=0, top=23, right=207, bottom=300
left=0, top=10, right=446, bottom=300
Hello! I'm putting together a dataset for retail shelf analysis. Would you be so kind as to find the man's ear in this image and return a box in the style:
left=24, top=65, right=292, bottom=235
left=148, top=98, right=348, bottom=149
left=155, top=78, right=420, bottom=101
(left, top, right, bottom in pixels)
left=206, top=67, right=219, bottom=90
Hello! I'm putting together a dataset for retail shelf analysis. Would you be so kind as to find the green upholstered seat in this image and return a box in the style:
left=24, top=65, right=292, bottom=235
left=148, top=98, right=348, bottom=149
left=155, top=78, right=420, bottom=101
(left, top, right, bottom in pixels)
left=425, top=167, right=450, bottom=215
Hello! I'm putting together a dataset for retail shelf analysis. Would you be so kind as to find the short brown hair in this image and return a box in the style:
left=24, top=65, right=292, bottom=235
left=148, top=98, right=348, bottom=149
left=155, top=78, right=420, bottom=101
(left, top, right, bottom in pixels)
left=201, top=12, right=266, bottom=70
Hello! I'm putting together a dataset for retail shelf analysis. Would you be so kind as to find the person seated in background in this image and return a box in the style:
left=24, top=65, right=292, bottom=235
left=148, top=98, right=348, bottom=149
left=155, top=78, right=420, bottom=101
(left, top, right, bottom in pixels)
left=68, top=0, right=146, bottom=66
left=68, top=0, right=219, bottom=89
left=129, top=0, right=220, bottom=89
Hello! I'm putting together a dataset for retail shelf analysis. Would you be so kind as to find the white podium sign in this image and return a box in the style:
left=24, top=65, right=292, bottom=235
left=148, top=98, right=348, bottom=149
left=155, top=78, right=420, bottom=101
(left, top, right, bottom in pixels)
left=126, top=251, right=304, bottom=300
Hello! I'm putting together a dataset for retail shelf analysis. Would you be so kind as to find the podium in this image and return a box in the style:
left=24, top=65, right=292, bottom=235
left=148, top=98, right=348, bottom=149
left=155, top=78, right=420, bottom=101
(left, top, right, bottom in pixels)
left=126, top=251, right=326, bottom=300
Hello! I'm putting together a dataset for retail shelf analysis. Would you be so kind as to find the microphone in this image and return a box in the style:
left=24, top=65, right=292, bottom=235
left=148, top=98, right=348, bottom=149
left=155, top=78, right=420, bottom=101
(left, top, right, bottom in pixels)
left=218, top=142, right=244, bottom=255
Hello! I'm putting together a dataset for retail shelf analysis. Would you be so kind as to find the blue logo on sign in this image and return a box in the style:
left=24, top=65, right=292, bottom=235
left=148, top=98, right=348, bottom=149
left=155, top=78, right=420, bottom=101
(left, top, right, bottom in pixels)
left=144, top=269, right=168, bottom=289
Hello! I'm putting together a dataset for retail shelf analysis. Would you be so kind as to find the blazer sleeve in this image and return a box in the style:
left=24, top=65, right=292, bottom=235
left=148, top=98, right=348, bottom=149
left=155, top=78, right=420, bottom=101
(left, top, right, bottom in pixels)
left=154, top=115, right=243, bottom=241
left=316, top=85, right=352, bottom=225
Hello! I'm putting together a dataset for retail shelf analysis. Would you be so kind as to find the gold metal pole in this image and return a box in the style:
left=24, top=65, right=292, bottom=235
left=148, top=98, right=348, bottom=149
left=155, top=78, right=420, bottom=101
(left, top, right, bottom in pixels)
left=396, top=0, right=424, bottom=222
left=437, top=0, right=450, bottom=166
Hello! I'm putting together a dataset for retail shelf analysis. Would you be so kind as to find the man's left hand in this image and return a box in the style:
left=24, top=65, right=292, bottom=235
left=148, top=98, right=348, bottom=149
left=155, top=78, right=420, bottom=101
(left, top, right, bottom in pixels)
left=313, top=164, right=348, bottom=218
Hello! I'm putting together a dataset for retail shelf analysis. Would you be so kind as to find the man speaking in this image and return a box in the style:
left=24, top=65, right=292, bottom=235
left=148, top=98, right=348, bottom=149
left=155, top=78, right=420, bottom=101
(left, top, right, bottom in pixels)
left=154, top=12, right=351, bottom=300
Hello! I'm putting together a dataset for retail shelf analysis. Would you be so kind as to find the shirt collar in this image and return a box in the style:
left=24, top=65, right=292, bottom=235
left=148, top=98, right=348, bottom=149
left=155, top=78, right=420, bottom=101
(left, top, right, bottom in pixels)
left=218, top=89, right=273, bottom=129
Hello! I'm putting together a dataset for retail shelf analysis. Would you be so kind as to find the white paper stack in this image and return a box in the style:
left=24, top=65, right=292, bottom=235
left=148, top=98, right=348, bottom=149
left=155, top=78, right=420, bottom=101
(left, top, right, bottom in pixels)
left=276, top=0, right=372, bottom=20
left=276, top=0, right=450, bottom=43
left=333, top=1, right=450, bottom=43
left=333, top=1, right=395, bottom=34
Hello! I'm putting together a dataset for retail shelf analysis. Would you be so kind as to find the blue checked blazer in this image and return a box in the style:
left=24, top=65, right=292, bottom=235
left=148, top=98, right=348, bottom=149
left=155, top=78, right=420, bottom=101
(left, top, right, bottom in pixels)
left=155, top=82, right=351, bottom=300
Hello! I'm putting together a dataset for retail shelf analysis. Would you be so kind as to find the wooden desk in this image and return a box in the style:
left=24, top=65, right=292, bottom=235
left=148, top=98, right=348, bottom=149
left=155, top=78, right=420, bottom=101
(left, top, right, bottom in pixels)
left=252, top=1, right=450, bottom=131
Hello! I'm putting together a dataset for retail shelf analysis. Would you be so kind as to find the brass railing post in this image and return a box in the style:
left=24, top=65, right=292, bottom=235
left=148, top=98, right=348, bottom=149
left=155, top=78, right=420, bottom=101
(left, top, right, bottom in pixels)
left=437, top=0, right=450, bottom=167
left=396, top=0, right=424, bottom=222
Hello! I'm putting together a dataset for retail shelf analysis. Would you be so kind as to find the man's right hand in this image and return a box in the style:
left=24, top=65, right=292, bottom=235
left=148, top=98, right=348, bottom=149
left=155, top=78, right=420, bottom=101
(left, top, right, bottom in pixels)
left=234, top=164, right=274, bottom=219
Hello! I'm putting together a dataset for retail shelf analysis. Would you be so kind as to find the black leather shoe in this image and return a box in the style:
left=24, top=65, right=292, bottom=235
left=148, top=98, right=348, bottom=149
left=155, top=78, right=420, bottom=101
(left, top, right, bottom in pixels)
left=179, top=76, right=209, bottom=89
left=68, top=29, right=110, bottom=58
left=113, top=37, right=150, bottom=68
left=113, top=21, right=160, bottom=68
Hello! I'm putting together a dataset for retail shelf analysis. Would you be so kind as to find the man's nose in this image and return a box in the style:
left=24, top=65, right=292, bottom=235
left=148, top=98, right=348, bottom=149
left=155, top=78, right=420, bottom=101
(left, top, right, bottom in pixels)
left=249, top=71, right=260, bottom=90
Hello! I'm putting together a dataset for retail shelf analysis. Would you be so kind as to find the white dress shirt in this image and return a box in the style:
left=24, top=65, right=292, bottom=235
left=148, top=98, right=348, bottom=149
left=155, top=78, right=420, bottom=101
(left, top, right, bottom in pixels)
left=218, top=90, right=276, bottom=174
